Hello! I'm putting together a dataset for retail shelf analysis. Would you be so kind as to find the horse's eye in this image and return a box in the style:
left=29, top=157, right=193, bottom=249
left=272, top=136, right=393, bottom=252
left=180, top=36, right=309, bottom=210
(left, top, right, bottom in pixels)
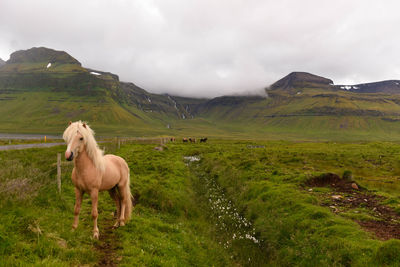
left=80, top=137, right=83, bottom=141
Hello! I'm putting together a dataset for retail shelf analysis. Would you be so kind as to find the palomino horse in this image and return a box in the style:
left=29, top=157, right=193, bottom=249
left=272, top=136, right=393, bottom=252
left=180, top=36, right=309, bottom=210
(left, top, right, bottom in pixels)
left=63, top=121, right=132, bottom=239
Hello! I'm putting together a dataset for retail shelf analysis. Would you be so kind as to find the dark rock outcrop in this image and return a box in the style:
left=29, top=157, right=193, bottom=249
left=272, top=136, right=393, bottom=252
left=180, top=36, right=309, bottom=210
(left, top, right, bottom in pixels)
left=269, top=72, right=333, bottom=91
left=7, top=47, right=81, bottom=65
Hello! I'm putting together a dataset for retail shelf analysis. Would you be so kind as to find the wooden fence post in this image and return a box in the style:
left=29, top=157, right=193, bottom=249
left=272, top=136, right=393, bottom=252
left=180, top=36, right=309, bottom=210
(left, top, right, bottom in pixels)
left=57, top=153, right=61, bottom=194
left=118, top=138, right=121, bottom=150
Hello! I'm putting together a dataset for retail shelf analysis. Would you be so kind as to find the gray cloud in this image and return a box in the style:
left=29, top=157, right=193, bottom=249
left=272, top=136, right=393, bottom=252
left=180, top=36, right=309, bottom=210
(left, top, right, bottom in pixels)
left=1, top=0, right=400, bottom=97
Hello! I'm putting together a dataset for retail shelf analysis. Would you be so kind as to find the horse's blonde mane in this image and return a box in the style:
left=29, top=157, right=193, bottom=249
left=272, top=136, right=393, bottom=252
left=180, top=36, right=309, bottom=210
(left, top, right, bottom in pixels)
left=63, top=121, right=105, bottom=173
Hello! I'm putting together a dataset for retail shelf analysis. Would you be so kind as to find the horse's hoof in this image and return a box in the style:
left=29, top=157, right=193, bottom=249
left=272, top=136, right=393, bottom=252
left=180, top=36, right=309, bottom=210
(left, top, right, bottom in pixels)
left=119, top=221, right=125, bottom=227
left=93, top=232, right=99, bottom=239
left=112, top=222, right=120, bottom=229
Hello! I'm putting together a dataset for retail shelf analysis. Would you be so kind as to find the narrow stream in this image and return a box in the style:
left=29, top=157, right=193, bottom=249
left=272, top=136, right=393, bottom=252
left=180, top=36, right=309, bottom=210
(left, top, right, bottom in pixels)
left=185, top=156, right=263, bottom=265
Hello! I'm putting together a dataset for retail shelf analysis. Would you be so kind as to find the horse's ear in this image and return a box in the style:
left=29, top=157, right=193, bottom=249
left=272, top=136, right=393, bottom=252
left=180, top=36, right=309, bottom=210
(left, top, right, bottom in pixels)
left=68, top=121, right=72, bottom=125
left=82, top=123, right=87, bottom=128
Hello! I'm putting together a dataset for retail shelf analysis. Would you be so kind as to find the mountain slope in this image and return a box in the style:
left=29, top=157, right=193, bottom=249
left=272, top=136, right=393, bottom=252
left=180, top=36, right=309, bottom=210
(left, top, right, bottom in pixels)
left=2, top=47, right=400, bottom=140
left=190, top=72, right=400, bottom=140
left=120, top=82, right=203, bottom=120
left=0, top=47, right=122, bottom=98
left=0, top=47, right=211, bottom=135
left=346, top=80, right=400, bottom=94
left=0, top=47, right=163, bottom=134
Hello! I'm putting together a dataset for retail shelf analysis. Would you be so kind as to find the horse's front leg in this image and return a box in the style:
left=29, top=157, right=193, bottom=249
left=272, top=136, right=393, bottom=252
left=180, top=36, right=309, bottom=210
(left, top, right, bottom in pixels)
left=72, top=187, right=83, bottom=230
left=90, top=189, right=100, bottom=239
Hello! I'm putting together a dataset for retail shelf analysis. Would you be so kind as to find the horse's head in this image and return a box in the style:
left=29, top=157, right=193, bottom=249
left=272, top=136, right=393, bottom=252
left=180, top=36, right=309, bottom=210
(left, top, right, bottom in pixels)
left=63, top=121, right=88, bottom=161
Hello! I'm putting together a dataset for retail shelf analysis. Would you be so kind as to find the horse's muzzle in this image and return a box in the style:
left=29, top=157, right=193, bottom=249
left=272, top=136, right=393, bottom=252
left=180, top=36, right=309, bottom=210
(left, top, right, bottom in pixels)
left=66, top=151, right=74, bottom=161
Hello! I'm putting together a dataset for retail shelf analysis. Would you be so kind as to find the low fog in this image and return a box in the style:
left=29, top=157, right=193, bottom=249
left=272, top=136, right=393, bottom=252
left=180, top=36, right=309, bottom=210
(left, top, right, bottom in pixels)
left=1, top=0, right=400, bottom=97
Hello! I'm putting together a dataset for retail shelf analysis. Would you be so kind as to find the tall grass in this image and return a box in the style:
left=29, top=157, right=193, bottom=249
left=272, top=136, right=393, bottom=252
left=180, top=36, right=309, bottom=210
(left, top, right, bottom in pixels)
left=2, top=141, right=400, bottom=266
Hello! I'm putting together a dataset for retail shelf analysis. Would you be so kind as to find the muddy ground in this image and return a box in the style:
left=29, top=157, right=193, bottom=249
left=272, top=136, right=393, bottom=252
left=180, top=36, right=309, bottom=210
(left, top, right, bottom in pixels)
left=305, top=173, right=400, bottom=240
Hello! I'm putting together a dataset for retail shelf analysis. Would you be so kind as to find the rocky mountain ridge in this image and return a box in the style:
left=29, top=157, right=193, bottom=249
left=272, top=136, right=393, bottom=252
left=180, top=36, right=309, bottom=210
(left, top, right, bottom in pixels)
left=269, top=71, right=400, bottom=95
left=269, top=72, right=333, bottom=92
left=7, top=47, right=81, bottom=65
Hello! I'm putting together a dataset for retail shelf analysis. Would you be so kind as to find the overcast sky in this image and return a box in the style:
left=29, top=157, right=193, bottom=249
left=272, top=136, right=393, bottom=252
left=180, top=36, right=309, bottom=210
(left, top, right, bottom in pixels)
left=1, top=0, right=400, bottom=97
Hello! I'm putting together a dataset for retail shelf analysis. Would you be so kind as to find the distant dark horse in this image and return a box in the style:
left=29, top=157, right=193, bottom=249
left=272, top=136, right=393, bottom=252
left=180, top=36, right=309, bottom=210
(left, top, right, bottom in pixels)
left=189, top=138, right=196, bottom=143
left=200, top=138, right=208, bottom=143
left=170, top=137, right=176, bottom=142
left=183, top=138, right=188, bottom=143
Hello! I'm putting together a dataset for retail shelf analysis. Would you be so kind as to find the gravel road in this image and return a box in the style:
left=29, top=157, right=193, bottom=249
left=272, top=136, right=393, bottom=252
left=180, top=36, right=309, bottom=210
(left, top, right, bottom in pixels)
left=0, top=143, right=64, bottom=151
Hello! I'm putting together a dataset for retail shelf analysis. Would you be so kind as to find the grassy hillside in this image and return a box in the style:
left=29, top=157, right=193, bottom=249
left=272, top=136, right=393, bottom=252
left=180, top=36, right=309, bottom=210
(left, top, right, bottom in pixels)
left=0, top=89, right=169, bottom=135
left=2, top=141, right=400, bottom=266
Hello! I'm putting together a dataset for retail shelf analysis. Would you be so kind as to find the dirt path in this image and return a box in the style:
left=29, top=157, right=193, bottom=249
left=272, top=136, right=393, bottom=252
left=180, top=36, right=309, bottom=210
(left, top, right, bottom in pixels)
left=94, top=214, right=122, bottom=267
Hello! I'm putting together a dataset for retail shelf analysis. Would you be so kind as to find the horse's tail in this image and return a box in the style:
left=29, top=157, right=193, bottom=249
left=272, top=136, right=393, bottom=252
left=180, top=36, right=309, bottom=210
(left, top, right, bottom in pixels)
left=124, top=170, right=133, bottom=222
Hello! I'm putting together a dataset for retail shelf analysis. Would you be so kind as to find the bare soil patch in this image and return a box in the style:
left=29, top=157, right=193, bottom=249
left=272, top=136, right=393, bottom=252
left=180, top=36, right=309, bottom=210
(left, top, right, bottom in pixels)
left=305, top=173, right=355, bottom=192
left=94, top=213, right=122, bottom=267
left=306, top=173, right=400, bottom=240
left=94, top=198, right=136, bottom=266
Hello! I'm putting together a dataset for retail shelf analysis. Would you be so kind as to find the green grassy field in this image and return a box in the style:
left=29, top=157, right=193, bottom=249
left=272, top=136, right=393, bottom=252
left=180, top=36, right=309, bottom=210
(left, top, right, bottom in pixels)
left=3, top=89, right=400, bottom=141
left=2, top=140, right=400, bottom=266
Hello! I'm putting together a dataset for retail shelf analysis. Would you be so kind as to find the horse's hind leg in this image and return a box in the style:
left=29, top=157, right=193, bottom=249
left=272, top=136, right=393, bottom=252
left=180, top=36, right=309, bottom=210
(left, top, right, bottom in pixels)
left=108, top=187, right=121, bottom=228
left=118, top=184, right=127, bottom=227
left=72, top=187, right=83, bottom=230
left=90, top=189, right=100, bottom=239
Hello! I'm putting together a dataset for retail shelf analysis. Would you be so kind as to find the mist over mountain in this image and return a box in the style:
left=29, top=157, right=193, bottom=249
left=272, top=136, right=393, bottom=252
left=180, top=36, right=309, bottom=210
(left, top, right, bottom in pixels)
left=3, top=1, right=400, bottom=99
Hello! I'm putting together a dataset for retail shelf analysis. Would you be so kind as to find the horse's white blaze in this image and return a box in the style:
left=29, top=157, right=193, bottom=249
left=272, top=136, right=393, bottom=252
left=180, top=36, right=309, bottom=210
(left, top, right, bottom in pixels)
left=65, top=143, right=73, bottom=159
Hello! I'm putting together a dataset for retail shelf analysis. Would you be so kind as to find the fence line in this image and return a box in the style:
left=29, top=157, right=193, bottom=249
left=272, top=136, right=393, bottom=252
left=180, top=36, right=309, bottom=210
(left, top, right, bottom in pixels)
left=109, top=137, right=175, bottom=147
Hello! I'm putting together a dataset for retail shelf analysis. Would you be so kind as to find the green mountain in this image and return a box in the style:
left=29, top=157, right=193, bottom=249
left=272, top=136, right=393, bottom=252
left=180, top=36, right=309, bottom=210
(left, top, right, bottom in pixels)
left=1, top=47, right=400, bottom=140
left=0, top=47, right=201, bottom=135
left=185, top=71, right=400, bottom=140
